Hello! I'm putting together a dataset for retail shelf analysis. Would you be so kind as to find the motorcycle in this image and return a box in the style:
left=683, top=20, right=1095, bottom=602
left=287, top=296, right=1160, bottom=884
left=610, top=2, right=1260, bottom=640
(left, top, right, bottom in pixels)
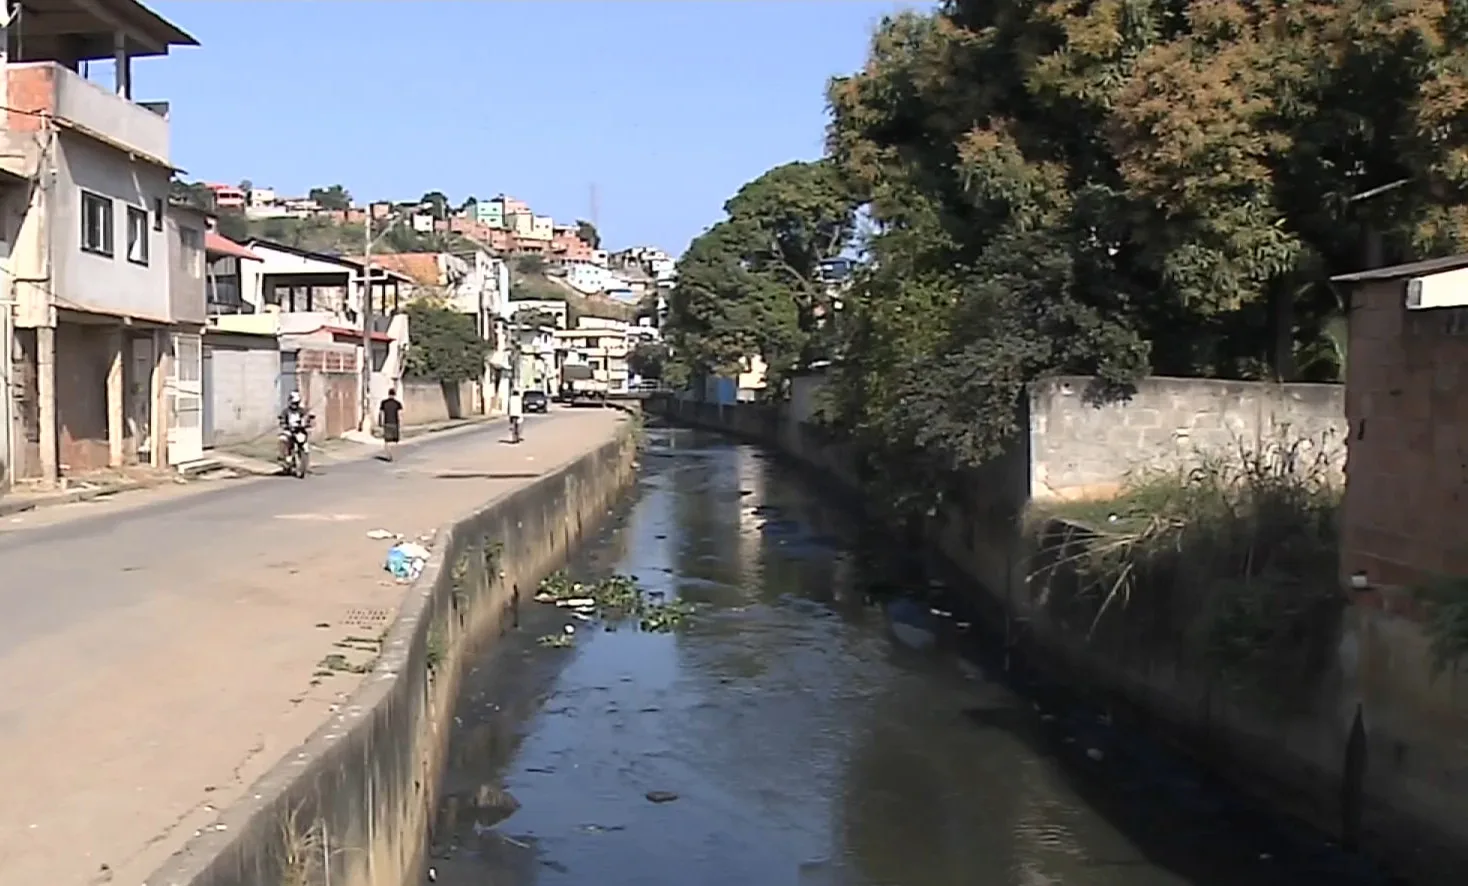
left=279, top=414, right=315, bottom=479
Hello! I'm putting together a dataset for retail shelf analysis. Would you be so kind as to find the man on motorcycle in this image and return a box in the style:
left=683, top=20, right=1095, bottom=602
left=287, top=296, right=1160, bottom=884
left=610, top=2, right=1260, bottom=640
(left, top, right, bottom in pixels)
left=278, top=392, right=310, bottom=462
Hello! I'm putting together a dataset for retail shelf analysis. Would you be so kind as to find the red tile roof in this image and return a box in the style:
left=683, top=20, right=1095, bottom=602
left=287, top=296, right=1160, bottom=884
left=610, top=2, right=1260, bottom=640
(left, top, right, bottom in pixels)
left=205, top=231, right=261, bottom=261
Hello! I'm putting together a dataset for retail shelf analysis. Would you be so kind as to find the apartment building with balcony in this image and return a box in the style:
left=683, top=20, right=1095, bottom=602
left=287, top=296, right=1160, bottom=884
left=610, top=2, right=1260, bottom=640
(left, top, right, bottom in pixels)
left=0, top=0, right=203, bottom=487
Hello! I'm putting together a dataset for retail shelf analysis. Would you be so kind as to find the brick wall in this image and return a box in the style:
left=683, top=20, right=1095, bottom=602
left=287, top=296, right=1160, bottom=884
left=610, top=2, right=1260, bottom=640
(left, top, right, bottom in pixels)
left=1341, top=279, right=1468, bottom=587
left=291, top=347, right=360, bottom=439
left=6, top=66, right=55, bottom=131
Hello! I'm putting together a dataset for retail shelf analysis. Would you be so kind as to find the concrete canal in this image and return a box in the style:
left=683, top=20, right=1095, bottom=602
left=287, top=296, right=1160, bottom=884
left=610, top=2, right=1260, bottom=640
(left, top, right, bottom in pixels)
left=427, top=426, right=1398, bottom=886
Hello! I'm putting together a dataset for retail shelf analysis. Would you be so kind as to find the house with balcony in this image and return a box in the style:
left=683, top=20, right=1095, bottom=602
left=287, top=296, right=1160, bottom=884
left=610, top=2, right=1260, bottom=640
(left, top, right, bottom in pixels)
left=208, top=239, right=413, bottom=435
left=555, top=320, right=632, bottom=396
left=0, top=0, right=204, bottom=487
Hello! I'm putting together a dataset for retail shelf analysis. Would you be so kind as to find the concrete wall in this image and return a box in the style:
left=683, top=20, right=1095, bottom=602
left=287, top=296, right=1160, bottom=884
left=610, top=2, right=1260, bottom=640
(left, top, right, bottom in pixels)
left=55, top=131, right=172, bottom=322
left=204, top=336, right=281, bottom=447
left=145, top=418, right=639, bottom=886
left=399, top=379, right=472, bottom=425
left=167, top=207, right=208, bottom=325
left=1030, top=376, right=1346, bottom=501
left=652, top=381, right=1465, bottom=886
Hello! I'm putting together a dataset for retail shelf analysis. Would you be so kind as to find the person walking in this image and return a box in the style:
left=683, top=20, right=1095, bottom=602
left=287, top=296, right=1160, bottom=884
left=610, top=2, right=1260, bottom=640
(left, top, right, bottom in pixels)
left=378, top=388, right=403, bottom=461
left=507, top=388, right=524, bottom=444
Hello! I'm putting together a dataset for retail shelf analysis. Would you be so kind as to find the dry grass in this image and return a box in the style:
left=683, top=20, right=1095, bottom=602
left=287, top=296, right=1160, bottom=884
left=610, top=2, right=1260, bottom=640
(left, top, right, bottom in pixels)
left=1028, top=428, right=1344, bottom=701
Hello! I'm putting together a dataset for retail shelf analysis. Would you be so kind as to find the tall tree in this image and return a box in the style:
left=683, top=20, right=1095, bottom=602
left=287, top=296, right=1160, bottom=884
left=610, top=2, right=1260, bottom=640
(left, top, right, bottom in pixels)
left=665, top=160, right=857, bottom=390
left=807, top=0, right=1468, bottom=513
left=308, top=184, right=351, bottom=211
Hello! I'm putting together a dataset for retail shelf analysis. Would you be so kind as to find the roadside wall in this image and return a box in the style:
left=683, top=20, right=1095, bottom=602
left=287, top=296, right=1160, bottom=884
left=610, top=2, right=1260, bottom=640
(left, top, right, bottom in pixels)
left=652, top=379, right=1467, bottom=884
left=1029, top=376, right=1346, bottom=501
left=400, top=378, right=473, bottom=425
left=146, top=418, right=639, bottom=886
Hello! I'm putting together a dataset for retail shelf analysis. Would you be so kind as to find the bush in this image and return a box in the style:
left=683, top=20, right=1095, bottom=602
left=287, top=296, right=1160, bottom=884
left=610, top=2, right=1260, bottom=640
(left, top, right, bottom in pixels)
left=402, top=302, right=489, bottom=383
left=1029, top=429, right=1344, bottom=703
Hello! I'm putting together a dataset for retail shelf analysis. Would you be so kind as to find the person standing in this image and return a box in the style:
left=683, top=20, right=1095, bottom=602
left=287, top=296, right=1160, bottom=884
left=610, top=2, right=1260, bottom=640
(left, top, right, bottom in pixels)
left=378, top=388, right=403, bottom=461
left=507, top=388, right=524, bottom=443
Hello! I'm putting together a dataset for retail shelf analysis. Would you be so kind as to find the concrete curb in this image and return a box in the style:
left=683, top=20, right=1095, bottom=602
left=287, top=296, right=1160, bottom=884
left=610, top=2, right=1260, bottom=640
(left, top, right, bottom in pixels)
left=143, top=415, right=640, bottom=886
left=0, top=481, right=159, bottom=518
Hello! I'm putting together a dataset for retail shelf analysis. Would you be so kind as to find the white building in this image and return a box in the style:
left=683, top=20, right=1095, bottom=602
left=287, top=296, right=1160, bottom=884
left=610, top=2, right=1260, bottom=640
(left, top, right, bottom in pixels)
left=1, top=1, right=209, bottom=486
left=564, top=259, right=616, bottom=294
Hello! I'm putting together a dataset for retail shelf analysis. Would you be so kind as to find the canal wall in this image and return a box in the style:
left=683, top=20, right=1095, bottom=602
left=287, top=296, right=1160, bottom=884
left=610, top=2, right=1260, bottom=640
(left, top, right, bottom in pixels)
left=145, top=421, right=641, bottom=886
left=652, top=379, right=1468, bottom=884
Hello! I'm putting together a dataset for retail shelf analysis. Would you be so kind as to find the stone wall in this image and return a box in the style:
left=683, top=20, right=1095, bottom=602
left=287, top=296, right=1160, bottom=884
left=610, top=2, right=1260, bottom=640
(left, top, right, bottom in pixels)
left=146, top=421, right=640, bottom=886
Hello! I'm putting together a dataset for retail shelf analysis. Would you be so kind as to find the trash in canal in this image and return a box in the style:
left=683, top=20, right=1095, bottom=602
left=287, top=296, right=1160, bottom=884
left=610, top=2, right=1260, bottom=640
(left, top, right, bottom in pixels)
left=533, top=571, right=699, bottom=633
left=645, top=790, right=679, bottom=803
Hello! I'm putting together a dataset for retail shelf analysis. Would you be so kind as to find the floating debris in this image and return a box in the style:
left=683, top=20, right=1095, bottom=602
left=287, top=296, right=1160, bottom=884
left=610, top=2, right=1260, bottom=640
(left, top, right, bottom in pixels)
left=534, top=571, right=698, bottom=633
left=645, top=790, right=679, bottom=803
left=537, top=634, right=575, bottom=648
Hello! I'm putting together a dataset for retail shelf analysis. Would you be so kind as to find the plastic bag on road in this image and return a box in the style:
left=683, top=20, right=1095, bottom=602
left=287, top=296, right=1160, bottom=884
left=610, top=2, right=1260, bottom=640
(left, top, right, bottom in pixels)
left=385, top=541, right=431, bottom=581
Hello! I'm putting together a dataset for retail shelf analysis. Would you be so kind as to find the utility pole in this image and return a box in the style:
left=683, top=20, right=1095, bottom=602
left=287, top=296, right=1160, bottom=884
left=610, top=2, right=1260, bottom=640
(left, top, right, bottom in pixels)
left=360, top=206, right=374, bottom=433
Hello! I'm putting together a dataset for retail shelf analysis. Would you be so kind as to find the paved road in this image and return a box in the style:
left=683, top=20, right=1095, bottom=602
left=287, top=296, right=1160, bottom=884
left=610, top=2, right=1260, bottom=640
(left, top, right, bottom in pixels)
left=0, top=406, right=626, bottom=885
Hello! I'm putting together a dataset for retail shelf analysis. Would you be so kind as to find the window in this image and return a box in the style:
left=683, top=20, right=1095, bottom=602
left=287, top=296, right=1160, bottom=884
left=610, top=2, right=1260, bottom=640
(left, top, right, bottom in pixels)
left=126, top=205, right=150, bottom=265
left=81, top=191, right=113, bottom=256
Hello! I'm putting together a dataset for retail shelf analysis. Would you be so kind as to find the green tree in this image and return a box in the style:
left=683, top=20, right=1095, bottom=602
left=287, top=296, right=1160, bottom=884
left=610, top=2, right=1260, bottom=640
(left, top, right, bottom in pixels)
left=629, top=340, right=669, bottom=380
left=308, top=184, right=351, bottom=211
left=788, top=0, right=1468, bottom=517
left=576, top=219, right=601, bottom=249
left=664, top=160, right=857, bottom=390
left=403, top=302, right=490, bottom=383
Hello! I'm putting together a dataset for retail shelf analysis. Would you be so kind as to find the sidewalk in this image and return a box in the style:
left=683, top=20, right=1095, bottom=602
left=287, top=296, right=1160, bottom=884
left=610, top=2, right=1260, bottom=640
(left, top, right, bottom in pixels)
left=0, top=407, right=627, bottom=885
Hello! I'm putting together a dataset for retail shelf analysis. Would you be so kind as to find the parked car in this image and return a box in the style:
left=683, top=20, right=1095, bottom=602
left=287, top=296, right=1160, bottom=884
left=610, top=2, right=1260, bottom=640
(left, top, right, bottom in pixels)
left=523, top=390, right=549, bottom=413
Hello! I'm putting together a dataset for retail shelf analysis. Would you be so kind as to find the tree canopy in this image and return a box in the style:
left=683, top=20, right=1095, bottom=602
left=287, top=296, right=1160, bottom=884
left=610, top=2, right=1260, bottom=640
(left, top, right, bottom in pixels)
left=661, top=0, right=1468, bottom=511
left=403, top=302, right=490, bottom=383
left=664, top=159, right=858, bottom=391
left=308, top=184, right=352, bottom=211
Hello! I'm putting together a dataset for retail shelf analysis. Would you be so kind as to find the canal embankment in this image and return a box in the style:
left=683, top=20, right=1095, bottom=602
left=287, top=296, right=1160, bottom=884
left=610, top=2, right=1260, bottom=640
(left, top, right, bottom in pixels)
left=426, top=425, right=1395, bottom=885
left=143, top=414, right=640, bottom=886
left=651, top=377, right=1466, bottom=886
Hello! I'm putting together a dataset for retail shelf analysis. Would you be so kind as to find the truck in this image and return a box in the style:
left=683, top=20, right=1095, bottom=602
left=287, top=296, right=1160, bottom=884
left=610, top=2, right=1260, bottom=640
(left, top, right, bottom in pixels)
left=558, top=363, right=609, bottom=407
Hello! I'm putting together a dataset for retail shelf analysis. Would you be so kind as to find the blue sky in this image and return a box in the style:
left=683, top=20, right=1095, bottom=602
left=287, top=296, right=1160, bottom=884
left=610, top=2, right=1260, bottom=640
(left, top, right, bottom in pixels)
left=128, top=0, right=927, bottom=255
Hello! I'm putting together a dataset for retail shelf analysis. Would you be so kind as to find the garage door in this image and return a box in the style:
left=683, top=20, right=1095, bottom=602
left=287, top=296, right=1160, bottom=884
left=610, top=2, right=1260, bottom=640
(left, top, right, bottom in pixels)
left=208, top=346, right=281, bottom=446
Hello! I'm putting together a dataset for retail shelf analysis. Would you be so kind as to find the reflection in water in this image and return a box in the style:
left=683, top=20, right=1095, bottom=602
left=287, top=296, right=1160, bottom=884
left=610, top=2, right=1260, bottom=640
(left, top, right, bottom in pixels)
left=430, top=428, right=1393, bottom=886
